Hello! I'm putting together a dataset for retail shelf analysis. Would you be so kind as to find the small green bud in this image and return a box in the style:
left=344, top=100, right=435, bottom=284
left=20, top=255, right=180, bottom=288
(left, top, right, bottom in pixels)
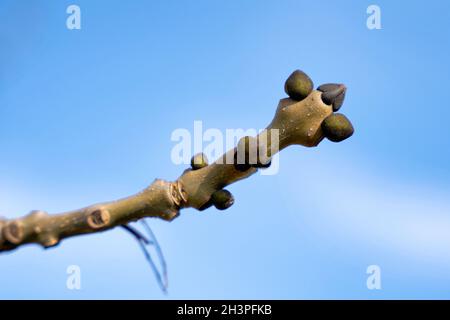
left=254, top=160, right=271, bottom=169
left=234, top=136, right=271, bottom=170
left=190, top=153, right=208, bottom=170
left=234, top=136, right=254, bottom=172
left=234, top=162, right=252, bottom=172
left=211, top=189, right=234, bottom=210
left=321, top=113, right=354, bottom=142
left=284, top=70, right=314, bottom=101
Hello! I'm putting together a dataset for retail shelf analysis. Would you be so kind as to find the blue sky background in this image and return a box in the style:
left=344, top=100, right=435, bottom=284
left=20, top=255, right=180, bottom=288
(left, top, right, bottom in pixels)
left=1, top=0, right=450, bottom=299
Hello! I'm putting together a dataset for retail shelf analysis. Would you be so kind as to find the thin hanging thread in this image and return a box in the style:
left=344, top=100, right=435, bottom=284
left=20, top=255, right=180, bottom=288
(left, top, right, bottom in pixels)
left=121, top=220, right=168, bottom=293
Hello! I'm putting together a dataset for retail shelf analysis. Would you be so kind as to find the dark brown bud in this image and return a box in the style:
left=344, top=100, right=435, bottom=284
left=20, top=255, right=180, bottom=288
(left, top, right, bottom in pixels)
left=318, top=83, right=346, bottom=111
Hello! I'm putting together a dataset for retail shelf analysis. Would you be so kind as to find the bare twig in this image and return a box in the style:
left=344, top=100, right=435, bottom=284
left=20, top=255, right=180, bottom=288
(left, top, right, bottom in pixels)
left=0, top=70, right=354, bottom=252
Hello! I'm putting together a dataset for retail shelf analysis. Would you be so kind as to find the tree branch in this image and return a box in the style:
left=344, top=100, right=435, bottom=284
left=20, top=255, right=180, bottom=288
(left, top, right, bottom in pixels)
left=0, top=70, right=354, bottom=252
